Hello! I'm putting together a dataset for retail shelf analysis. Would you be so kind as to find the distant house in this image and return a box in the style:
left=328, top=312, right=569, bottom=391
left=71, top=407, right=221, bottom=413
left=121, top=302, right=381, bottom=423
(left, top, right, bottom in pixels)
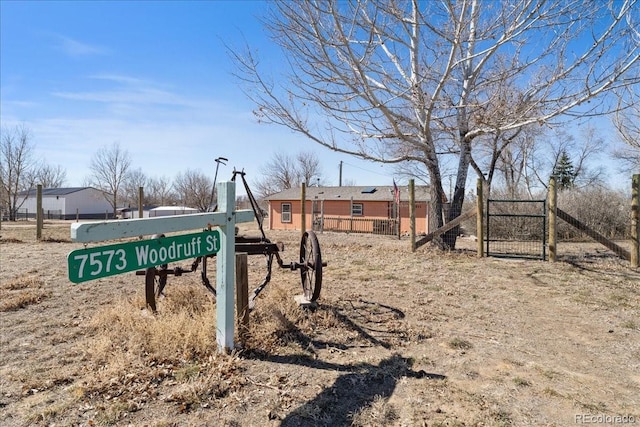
left=266, top=185, right=431, bottom=235
left=118, top=206, right=155, bottom=219
left=119, top=206, right=199, bottom=219
left=148, top=206, right=199, bottom=217
left=18, top=187, right=113, bottom=220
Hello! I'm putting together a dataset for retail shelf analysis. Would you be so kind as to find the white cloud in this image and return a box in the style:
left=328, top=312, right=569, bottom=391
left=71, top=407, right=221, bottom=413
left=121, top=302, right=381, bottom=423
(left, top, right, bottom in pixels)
left=27, top=109, right=293, bottom=188
left=5, top=71, right=399, bottom=189
left=51, top=73, right=218, bottom=112
left=52, top=34, right=108, bottom=56
left=89, top=74, right=150, bottom=86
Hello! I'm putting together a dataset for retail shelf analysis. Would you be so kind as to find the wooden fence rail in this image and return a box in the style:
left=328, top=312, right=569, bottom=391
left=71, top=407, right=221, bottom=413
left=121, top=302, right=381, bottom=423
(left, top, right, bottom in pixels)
left=414, top=208, right=477, bottom=249
left=549, top=174, right=638, bottom=266
left=556, top=208, right=631, bottom=261
left=318, top=216, right=399, bottom=236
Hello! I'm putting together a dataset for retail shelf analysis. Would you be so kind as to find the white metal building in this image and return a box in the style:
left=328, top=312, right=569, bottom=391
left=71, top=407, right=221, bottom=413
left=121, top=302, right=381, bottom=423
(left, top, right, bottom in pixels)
left=19, top=187, right=113, bottom=219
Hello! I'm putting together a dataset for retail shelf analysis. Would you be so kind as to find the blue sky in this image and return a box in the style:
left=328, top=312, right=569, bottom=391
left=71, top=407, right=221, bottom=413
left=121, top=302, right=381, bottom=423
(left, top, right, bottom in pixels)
left=1, top=1, right=633, bottom=194
left=1, top=0, right=397, bottom=192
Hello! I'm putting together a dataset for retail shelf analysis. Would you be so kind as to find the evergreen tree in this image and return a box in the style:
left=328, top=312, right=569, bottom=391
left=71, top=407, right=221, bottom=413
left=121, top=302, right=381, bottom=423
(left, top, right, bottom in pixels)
left=553, top=151, right=577, bottom=190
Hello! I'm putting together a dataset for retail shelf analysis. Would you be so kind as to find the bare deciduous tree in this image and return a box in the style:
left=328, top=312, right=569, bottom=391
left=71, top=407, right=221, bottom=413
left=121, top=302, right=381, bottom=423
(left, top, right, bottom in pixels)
left=613, top=87, right=640, bottom=172
left=233, top=0, right=639, bottom=248
left=1, top=124, right=39, bottom=220
left=173, top=170, right=213, bottom=212
left=296, top=151, right=323, bottom=186
left=255, top=151, right=324, bottom=198
left=526, top=126, right=607, bottom=191
left=492, top=130, right=539, bottom=198
left=122, top=168, right=148, bottom=208
left=86, top=142, right=132, bottom=217
left=147, top=175, right=176, bottom=206
left=37, top=164, right=67, bottom=188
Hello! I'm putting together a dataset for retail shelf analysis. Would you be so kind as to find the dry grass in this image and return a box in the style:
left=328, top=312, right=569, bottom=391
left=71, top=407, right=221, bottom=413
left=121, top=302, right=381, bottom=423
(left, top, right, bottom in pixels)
left=0, top=275, right=50, bottom=311
left=350, top=394, right=399, bottom=426
left=73, top=285, right=245, bottom=423
left=88, top=288, right=219, bottom=362
left=244, top=283, right=343, bottom=355
left=1, top=220, right=70, bottom=242
left=0, top=220, right=639, bottom=426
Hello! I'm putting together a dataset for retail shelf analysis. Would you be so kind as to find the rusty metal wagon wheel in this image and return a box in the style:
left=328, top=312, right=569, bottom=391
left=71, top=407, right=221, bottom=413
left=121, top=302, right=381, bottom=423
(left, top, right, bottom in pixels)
left=299, top=230, right=322, bottom=301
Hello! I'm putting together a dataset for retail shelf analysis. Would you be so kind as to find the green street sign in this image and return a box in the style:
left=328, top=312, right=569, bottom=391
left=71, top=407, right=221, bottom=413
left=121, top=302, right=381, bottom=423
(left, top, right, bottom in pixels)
left=67, top=230, right=220, bottom=283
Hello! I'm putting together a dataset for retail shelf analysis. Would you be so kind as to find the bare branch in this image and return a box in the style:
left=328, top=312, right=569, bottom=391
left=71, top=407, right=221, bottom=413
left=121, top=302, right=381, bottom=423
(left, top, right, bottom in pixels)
left=86, top=142, right=132, bottom=217
left=254, top=151, right=325, bottom=198
left=231, top=0, right=639, bottom=247
left=612, top=85, right=640, bottom=172
left=1, top=124, right=39, bottom=220
left=172, top=170, right=213, bottom=212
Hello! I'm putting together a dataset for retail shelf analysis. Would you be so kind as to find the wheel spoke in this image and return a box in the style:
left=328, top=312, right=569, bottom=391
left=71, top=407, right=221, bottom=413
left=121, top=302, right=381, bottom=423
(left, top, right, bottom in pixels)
left=299, top=231, right=322, bottom=301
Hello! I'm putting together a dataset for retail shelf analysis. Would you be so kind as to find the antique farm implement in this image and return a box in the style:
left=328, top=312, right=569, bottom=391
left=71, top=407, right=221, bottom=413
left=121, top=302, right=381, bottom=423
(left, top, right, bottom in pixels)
left=137, top=169, right=325, bottom=312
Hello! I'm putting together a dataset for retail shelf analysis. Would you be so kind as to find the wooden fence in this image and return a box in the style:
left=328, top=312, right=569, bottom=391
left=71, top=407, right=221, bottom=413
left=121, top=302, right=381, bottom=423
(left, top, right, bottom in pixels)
left=315, top=216, right=399, bottom=236
left=411, top=175, right=639, bottom=268
left=548, top=174, right=639, bottom=267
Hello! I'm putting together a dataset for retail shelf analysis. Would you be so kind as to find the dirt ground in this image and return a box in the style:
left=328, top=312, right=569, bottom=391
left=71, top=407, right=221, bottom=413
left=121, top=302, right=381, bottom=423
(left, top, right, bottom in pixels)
left=1, top=220, right=639, bottom=426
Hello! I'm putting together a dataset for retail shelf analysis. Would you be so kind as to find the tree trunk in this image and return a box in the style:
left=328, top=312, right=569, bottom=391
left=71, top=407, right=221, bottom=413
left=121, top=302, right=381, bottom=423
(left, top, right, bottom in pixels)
left=427, top=165, right=447, bottom=249
left=442, top=140, right=473, bottom=249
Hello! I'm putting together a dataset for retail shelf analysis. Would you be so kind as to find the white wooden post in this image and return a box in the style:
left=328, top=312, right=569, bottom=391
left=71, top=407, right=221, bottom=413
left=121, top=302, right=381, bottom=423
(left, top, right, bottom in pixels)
left=69, top=180, right=253, bottom=354
left=216, top=181, right=236, bottom=353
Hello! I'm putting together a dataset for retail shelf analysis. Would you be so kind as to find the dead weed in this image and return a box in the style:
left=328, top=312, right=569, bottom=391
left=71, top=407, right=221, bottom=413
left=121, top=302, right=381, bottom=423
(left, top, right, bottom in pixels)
left=0, top=275, right=49, bottom=311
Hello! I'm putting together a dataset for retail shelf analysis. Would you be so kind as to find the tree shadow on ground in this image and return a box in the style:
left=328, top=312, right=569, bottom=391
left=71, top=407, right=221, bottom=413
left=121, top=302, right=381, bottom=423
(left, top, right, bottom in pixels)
left=244, top=300, right=445, bottom=426
left=260, top=353, right=445, bottom=426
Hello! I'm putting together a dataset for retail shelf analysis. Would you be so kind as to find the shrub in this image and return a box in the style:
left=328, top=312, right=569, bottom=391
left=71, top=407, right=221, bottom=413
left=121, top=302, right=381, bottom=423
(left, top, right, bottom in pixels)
left=557, top=187, right=629, bottom=240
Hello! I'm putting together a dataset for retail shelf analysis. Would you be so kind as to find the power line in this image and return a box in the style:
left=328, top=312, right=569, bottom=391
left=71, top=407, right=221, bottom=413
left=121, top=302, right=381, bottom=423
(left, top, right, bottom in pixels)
left=340, top=161, right=392, bottom=178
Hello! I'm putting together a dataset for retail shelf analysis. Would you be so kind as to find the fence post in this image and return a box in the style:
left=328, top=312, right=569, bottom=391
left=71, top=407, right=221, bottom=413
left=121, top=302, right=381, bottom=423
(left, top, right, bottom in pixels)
left=409, top=179, right=416, bottom=252
left=397, top=188, right=401, bottom=240
left=138, top=187, right=144, bottom=219
left=350, top=197, right=353, bottom=233
left=548, top=176, right=557, bottom=262
left=476, top=179, right=484, bottom=257
left=36, top=184, right=43, bottom=241
left=235, top=253, right=249, bottom=345
left=632, top=174, right=639, bottom=268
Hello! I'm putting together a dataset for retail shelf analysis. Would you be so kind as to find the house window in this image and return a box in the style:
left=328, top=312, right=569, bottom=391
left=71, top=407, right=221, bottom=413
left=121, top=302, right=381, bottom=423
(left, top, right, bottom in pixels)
left=351, top=203, right=363, bottom=216
left=281, top=203, right=292, bottom=223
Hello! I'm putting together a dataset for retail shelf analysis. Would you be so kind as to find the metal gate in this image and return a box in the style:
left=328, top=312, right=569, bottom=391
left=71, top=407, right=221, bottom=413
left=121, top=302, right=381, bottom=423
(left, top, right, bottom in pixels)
left=486, top=199, right=547, bottom=260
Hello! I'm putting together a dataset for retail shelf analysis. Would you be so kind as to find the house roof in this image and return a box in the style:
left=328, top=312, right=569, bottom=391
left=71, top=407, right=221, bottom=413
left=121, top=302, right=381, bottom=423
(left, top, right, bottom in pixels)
left=119, top=205, right=158, bottom=212
left=266, top=185, right=430, bottom=202
left=19, top=187, right=94, bottom=197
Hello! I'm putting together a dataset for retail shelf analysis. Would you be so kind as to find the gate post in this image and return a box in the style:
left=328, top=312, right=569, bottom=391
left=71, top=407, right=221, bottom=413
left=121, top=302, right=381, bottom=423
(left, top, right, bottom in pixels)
left=631, top=174, right=639, bottom=268
left=476, top=179, right=484, bottom=257
left=548, top=177, right=557, bottom=262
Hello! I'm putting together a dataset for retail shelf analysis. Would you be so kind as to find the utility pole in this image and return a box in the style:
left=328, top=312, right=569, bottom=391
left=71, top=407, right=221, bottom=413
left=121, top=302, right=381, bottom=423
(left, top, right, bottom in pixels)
left=339, top=161, right=343, bottom=187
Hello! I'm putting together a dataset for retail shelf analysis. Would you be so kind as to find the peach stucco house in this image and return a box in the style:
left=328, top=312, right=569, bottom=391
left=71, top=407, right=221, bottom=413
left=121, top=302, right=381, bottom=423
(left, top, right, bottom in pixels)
left=266, top=185, right=431, bottom=235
